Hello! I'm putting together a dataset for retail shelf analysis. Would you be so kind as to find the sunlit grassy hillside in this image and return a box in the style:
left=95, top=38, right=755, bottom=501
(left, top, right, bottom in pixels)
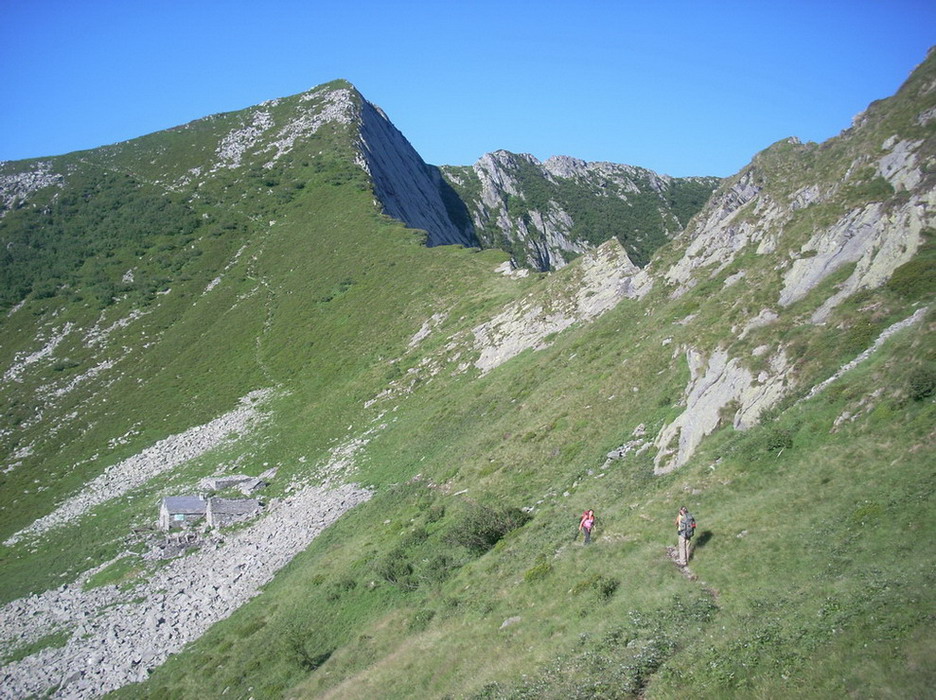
left=1, top=56, right=934, bottom=699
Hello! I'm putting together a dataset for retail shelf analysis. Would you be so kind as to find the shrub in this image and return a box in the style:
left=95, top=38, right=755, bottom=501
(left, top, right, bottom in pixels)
left=409, top=608, right=436, bottom=632
left=735, top=423, right=797, bottom=461
left=841, top=318, right=880, bottom=357
left=763, top=427, right=795, bottom=453
left=281, top=616, right=335, bottom=671
left=444, top=501, right=531, bottom=555
left=374, top=548, right=418, bottom=590
left=570, top=574, right=620, bottom=601
left=426, top=504, right=445, bottom=523
left=523, top=561, right=552, bottom=583
left=845, top=175, right=894, bottom=202
left=419, top=552, right=459, bottom=586
left=324, top=576, right=357, bottom=601
left=885, top=252, right=935, bottom=300
left=594, top=576, right=620, bottom=601
left=907, top=366, right=936, bottom=401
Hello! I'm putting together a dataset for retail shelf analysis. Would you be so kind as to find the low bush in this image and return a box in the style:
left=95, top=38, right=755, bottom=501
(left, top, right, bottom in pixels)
left=443, top=501, right=531, bottom=555
left=374, top=547, right=418, bottom=591
left=408, top=608, right=436, bottom=632
left=885, top=233, right=935, bottom=300
left=523, top=561, right=552, bottom=583
left=570, top=574, right=619, bottom=601
left=281, top=616, right=335, bottom=672
left=907, top=365, right=936, bottom=401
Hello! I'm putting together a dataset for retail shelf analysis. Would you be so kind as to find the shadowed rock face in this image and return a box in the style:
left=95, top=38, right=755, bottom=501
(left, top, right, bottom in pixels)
left=358, top=99, right=477, bottom=248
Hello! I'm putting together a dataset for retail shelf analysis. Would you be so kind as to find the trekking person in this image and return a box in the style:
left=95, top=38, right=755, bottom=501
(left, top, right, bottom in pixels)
left=579, top=509, right=595, bottom=544
left=675, top=506, right=695, bottom=565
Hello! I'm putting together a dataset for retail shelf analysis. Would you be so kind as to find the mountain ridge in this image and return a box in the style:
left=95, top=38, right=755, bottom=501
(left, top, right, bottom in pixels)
left=1, top=78, right=715, bottom=276
left=441, top=149, right=719, bottom=270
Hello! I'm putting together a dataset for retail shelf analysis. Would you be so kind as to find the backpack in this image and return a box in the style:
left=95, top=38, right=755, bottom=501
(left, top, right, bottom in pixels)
left=683, top=512, right=696, bottom=539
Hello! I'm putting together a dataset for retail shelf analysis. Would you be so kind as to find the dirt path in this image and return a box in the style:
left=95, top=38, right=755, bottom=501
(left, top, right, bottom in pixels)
left=665, top=545, right=719, bottom=600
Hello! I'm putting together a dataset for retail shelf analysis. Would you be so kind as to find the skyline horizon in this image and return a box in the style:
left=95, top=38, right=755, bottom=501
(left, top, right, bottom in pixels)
left=2, top=2, right=934, bottom=178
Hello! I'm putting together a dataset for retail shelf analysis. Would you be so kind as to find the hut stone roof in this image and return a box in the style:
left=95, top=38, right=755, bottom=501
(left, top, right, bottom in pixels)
left=162, top=496, right=207, bottom=514
left=208, top=497, right=260, bottom=515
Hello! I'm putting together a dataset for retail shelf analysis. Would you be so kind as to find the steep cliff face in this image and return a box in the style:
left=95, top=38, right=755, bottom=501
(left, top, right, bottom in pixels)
left=0, top=83, right=708, bottom=276
left=647, top=49, right=936, bottom=474
left=442, top=151, right=719, bottom=271
left=357, top=99, right=477, bottom=248
left=0, top=80, right=478, bottom=258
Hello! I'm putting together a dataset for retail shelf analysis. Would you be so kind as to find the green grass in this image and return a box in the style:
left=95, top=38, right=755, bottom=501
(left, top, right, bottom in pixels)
left=2, top=63, right=935, bottom=699
left=100, top=264, right=933, bottom=699
left=1, top=629, right=70, bottom=666
left=83, top=555, right=148, bottom=591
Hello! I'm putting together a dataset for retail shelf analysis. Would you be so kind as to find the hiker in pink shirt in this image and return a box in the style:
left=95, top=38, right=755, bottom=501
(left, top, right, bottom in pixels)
left=578, top=509, right=595, bottom=544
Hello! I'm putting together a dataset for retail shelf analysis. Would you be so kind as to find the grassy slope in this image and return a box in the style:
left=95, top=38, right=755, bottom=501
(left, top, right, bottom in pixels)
left=121, top=60, right=933, bottom=697
left=0, top=169, right=523, bottom=594
left=115, top=255, right=933, bottom=699
left=0, top=66, right=933, bottom=700
left=104, top=207, right=933, bottom=699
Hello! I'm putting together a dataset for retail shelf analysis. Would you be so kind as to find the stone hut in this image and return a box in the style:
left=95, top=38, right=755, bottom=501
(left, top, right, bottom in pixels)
left=159, top=496, right=206, bottom=530
left=206, top=497, right=261, bottom=528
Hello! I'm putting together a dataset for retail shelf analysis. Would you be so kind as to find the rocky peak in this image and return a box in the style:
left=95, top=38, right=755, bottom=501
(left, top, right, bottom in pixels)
left=192, top=81, right=362, bottom=177
left=542, top=155, right=588, bottom=179
left=441, top=150, right=720, bottom=271
left=664, top=49, right=935, bottom=317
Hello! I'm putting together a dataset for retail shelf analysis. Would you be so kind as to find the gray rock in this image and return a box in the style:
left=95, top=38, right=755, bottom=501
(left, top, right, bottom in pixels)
left=359, top=100, right=476, bottom=248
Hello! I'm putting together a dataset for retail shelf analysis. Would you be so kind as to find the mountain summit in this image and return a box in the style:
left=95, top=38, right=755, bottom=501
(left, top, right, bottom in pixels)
left=0, top=53, right=933, bottom=699
left=1, top=80, right=474, bottom=257
left=0, top=78, right=713, bottom=302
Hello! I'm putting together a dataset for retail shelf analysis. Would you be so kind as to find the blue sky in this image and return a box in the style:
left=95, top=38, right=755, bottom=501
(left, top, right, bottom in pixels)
left=1, top=1, right=933, bottom=177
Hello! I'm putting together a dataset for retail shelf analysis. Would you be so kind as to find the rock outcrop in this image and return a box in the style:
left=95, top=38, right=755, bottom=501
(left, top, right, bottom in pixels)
left=664, top=54, right=935, bottom=317
left=472, top=239, right=651, bottom=373
left=663, top=166, right=767, bottom=294
left=653, top=346, right=793, bottom=474
left=779, top=136, right=933, bottom=321
left=358, top=100, right=477, bottom=248
left=0, top=161, right=63, bottom=216
left=442, top=151, right=720, bottom=271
